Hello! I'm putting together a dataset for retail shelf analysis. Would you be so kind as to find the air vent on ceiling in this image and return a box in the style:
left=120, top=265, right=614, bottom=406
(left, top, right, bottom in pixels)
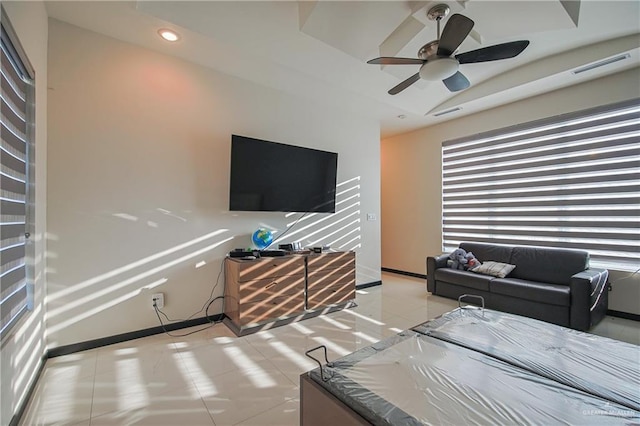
left=432, top=107, right=461, bottom=117
left=571, top=54, right=630, bottom=75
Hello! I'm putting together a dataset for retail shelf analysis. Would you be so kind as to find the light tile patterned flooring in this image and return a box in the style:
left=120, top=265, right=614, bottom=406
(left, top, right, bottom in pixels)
left=20, top=273, right=640, bottom=425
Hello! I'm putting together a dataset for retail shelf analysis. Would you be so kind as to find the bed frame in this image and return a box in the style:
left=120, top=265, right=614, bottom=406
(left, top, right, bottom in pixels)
left=300, top=297, right=640, bottom=425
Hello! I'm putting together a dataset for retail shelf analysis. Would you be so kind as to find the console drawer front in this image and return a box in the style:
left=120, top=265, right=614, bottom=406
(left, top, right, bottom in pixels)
left=236, top=256, right=305, bottom=282
left=307, top=263, right=356, bottom=291
left=239, top=293, right=305, bottom=326
left=239, top=274, right=306, bottom=304
left=307, top=283, right=355, bottom=311
left=307, top=252, right=355, bottom=272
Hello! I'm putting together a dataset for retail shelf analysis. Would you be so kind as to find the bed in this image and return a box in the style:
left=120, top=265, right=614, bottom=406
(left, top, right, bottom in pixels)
left=300, top=303, right=640, bottom=425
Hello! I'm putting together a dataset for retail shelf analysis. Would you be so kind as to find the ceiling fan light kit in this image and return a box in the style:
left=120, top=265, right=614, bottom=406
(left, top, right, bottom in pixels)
left=367, top=3, right=530, bottom=96
left=420, top=57, right=459, bottom=81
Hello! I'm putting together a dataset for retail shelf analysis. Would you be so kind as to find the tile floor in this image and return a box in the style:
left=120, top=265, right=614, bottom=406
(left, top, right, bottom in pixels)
left=20, top=273, right=640, bottom=425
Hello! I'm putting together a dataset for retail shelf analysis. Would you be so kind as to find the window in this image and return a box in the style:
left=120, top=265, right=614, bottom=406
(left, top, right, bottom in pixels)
left=1, top=12, right=35, bottom=336
left=442, top=99, right=639, bottom=272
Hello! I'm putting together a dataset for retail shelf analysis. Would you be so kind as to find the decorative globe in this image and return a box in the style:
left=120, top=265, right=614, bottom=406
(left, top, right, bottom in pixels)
left=252, top=228, right=273, bottom=250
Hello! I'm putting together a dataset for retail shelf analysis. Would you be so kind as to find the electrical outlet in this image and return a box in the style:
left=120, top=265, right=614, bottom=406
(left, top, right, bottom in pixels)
left=152, top=292, right=165, bottom=309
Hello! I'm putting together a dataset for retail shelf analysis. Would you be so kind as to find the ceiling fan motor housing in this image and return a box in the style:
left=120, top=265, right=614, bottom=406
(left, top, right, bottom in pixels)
left=419, top=57, right=459, bottom=81
left=418, top=40, right=439, bottom=60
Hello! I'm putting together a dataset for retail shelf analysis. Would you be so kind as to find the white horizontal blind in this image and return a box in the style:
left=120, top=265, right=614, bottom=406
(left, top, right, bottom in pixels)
left=442, top=99, right=640, bottom=271
left=1, top=18, right=33, bottom=335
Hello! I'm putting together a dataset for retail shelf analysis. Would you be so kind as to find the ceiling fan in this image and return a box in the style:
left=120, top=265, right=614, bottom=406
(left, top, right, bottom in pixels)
left=368, top=4, right=530, bottom=95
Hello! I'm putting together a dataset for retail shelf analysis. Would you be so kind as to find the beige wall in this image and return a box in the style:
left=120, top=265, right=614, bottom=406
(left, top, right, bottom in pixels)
left=46, top=19, right=381, bottom=348
left=381, top=68, right=640, bottom=314
left=1, top=2, right=48, bottom=425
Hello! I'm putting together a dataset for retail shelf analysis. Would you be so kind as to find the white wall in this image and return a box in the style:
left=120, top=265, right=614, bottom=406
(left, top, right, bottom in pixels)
left=1, top=2, right=48, bottom=425
left=381, top=68, right=640, bottom=314
left=46, top=19, right=381, bottom=348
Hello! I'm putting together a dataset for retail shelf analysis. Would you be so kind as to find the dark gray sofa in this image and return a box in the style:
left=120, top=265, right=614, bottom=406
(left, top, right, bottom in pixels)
left=427, top=242, right=609, bottom=331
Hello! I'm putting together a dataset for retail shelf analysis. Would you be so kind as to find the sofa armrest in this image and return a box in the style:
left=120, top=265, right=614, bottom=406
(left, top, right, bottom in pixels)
left=427, top=253, right=449, bottom=293
left=570, top=268, right=609, bottom=331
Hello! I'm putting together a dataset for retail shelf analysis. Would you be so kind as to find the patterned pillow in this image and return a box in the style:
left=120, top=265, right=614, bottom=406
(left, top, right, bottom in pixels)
left=471, top=261, right=516, bottom=278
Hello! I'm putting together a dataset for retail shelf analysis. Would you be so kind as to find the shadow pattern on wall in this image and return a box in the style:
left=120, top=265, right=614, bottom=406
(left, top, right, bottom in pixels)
left=46, top=228, right=234, bottom=343
left=273, top=176, right=362, bottom=251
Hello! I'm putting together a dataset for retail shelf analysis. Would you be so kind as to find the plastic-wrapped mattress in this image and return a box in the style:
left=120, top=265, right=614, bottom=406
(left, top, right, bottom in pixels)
left=308, top=330, right=640, bottom=425
left=412, top=307, right=640, bottom=412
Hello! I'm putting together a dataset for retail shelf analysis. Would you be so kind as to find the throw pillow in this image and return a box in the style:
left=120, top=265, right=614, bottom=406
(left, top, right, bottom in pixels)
left=471, top=261, right=516, bottom=278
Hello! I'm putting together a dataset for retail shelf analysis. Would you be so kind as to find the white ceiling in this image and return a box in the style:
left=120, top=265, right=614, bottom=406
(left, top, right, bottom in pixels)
left=45, top=1, right=640, bottom=139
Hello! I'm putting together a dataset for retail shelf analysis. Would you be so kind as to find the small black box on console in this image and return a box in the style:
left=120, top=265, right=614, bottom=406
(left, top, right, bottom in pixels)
left=279, top=242, right=302, bottom=252
left=229, top=249, right=260, bottom=258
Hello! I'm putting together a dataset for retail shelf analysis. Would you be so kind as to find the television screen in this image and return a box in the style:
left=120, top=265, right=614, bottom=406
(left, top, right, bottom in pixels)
left=229, top=135, right=338, bottom=213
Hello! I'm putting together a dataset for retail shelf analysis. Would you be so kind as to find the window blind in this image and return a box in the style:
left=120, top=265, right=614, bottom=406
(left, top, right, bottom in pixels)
left=1, top=18, right=33, bottom=335
left=442, top=99, right=640, bottom=272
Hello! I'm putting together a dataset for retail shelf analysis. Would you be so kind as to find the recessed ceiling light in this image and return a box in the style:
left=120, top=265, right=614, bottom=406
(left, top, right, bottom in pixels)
left=158, top=29, right=180, bottom=42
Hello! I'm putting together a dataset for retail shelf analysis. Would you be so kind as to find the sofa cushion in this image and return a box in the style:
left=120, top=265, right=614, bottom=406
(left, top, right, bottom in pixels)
left=471, top=261, right=516, bottom=278
left=435, top=268, right=492, bottom=292
left=460, top=242, right=512, bottom=264
left=510, top=246, right=589, bottom=285
left=491, top=278, right=570, bottom=307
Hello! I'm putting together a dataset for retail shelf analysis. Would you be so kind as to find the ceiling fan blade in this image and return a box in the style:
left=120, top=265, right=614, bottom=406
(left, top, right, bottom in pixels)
left=388, top=73, right=421, bottom=95
left=368, top=57, right=425, bottom=65
left=437, top=14, right=474, bottom=57
left=456, top=40, right=530, bottom=64
left=442, top=71, right=470, bottom=92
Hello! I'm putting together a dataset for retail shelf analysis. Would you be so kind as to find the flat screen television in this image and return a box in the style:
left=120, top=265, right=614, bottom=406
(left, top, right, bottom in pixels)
left=229, top=135, right=338, bottom=213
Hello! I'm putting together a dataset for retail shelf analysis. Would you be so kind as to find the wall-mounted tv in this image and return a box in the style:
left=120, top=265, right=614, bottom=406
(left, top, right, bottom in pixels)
left=229, top=135, right=338, bottom=213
